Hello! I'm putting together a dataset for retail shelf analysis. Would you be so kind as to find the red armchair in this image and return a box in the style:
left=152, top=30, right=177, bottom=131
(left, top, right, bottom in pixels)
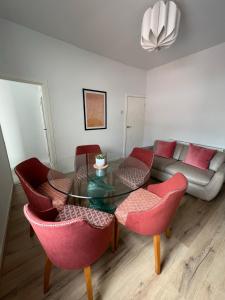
left=115, top=173, right=188, bottom=274
left=116, top=147, right=154, bottom=188
left=15, top=158, right=71, bottom=235
left=24, top=204, right=115, bottom=300
left=76, top=144, right=102, bottom=155
left=129, top=147, right=154, bottom=168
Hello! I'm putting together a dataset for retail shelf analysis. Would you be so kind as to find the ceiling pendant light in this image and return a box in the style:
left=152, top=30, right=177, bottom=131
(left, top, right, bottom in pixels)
left=141, top=0, right=181, bottom=51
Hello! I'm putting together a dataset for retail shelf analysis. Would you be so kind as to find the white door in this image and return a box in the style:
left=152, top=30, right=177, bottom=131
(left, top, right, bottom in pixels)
left=125, top=96, right=145, bottom=156
left=0, top=79, right=51, bottom=170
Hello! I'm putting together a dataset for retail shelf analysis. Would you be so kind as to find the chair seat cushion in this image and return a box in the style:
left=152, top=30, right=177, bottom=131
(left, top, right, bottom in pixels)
left=75, top=165, right=95, bottom=181
left=165, top=161, right=214, bottom=186
left=56, top=204, right=114, bottom=229
left=153, top=156, right=177, bottom=171
left=37, top=179, right=72, bottom=211
left=115, top=188, right=161, bottom=225
left=116, top=167, right=149, bottom=189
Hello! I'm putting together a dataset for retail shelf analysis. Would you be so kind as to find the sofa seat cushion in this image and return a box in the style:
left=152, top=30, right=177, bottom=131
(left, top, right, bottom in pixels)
left=56, top=204, right=114, bottom=229
left=165, top=161, right=214, bottom=186
left=153, top=156, right=177, bottom=172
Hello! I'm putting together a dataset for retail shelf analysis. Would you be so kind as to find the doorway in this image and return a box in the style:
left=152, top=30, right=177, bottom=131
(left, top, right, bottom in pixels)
left=0, top=79, right=52, bottom=182
left=124, top=95, right=145, bottom=156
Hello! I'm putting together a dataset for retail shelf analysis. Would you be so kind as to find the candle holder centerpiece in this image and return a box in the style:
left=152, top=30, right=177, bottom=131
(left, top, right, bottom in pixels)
left=95, top=153, right=106, bottom=168
left=93, top=154, right=108, bottom=176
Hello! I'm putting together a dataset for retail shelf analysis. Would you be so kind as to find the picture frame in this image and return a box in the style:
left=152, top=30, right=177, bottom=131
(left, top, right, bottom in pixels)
left=82, top=89, right=107, bottom=130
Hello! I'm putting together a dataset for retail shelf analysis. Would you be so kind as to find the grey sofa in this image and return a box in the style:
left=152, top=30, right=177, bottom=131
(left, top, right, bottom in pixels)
left=144, top=141, right=225, bottom=201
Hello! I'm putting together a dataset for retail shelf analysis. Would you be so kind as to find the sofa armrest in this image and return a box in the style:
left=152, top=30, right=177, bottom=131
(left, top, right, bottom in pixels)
left=201, top=163, right=225, bottom=201
left=216, top=162, right=225, bottom=182
left=213, top=162, right=225, bottom=183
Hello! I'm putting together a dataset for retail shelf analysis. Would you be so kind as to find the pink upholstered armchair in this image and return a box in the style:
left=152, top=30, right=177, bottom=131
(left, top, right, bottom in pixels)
left=15, top=158, right=71, bottom=235
left=76, top=144, right=102, bottom=155
left=115, top=173, right=188, bottom=274
left=24, top=204, right=115, bottom=300
left=116, top=147, right=154, bottom=189
left=129, top=147, right=154, bottom=168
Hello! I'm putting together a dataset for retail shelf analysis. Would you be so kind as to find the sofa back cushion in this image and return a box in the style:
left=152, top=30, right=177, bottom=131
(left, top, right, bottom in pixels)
left=155, top=140, right=176, bottom=159
left=152, top=140, right=225, bottom=172
left=178, top=144, right=188, bottom=161
left=153, top=141, right=186, bottom=160
left=183, top=144, right=216, bottom=170
left=173, top=143, right=184, bottom=160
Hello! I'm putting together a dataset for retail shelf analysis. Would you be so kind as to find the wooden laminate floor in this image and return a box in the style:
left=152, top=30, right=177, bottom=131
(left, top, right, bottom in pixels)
left=1, top=184, right=225, bottom=300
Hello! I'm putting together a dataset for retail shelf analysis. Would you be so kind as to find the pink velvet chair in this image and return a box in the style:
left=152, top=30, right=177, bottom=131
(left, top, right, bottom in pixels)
left=129, top=147, right=154, bottom=168
left=116, top=147, right=154, bottom=188
left=24, top=204, right=115, bottom=300
left=15, top=158, right=70, bottom=235
left=115, top=173, right=188, bottom=274
left=76, top=144, right=102, bottom=155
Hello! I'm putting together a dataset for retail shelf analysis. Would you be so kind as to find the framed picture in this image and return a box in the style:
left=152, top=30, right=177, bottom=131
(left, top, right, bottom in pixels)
left=83, top=89, right=107, bottom=130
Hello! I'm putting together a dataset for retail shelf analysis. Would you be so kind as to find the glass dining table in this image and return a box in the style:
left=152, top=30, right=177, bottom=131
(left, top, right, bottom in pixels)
left=47, top=153, right=151, bottom=214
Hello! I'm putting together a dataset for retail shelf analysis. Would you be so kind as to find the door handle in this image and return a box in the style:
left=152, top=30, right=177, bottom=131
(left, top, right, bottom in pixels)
left=126, top=125, right=132, bottom=128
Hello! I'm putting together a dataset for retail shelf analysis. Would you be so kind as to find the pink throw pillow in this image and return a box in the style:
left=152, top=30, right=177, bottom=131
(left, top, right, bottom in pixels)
left=184, top=144, right=216, bottom=170
left=155, top=140, right=176, bottom=159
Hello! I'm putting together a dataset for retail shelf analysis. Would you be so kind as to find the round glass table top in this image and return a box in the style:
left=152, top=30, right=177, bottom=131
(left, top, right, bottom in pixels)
left=47, top=153, right=151, bottom=213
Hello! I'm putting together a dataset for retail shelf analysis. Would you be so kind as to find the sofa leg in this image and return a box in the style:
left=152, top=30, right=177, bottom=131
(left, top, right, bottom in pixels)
left=84, top=266, right=93, bottom=300
left=153, top=235, right=161, bottom=275
left=165, top=228, right=172, bottom=239
left=44, top=257, right=52, bottom=294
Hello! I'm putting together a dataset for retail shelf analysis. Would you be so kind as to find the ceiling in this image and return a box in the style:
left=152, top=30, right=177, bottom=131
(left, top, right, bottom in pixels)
left=0, top=0, right=225, bottom=70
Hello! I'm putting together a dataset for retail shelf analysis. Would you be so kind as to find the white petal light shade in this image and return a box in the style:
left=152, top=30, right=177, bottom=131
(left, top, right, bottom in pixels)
left=141, top=0, right=181, bottom=51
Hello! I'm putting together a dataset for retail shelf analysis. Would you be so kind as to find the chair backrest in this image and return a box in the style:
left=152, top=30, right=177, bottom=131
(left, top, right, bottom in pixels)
left=15, top=158, right=55, bottom=218
left=129, top=147, right=154, bottom=168
left=15, top=157, right=49, bottom=188
left=126, top=173, right=188, bottom=236
left=24, top=204, right=113, bottom=270
left=76, top=144, right=101, bottom=156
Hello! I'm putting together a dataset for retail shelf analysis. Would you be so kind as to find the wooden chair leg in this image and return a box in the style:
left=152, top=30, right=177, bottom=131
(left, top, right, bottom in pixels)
left=29, top=225, right=34, bottom=238
left=114, top=218, right=119, bottom=250
left=153, top=235, right=161, bottom=275
left=165, top=227, right=172, bottom=239
left=44, top=257, right=52, bottom=294
left=111, top=219, right=116, bottom=252
left=84, top=266, right=93, bottom=300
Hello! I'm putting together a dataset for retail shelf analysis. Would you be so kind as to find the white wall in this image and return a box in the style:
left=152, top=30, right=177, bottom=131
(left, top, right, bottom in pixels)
left=144, top=42, right=225, bottom=148
left=0, top=18, right=146, bottom=172
left=0, top=126, right=13, bottom=266
left=0, top=80, right=50, bottom=169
